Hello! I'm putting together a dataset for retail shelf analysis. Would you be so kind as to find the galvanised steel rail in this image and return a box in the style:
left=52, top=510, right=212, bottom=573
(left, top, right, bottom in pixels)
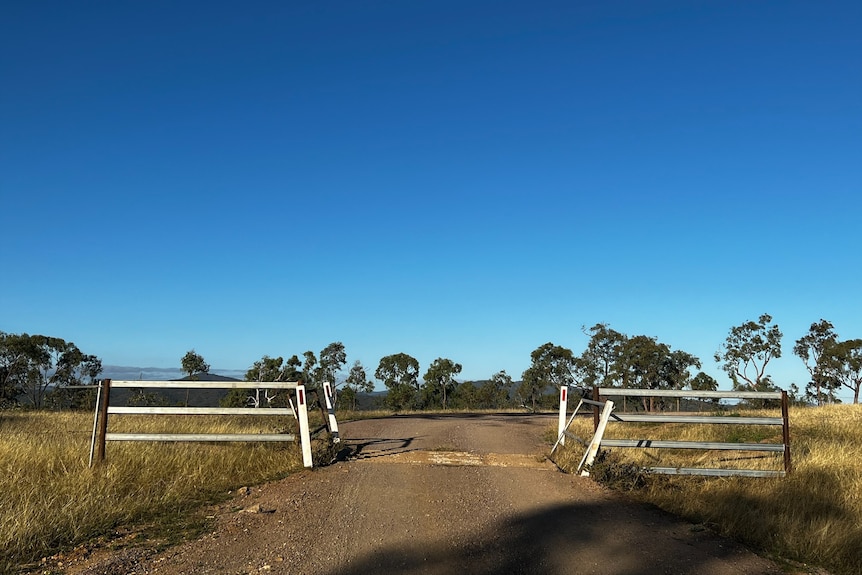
left=611, top=414, right=783, bottom=425
left=557, top=386, right=792, bottom=478
left=596, top=388, right=783, bottom=399
left=90, top=379, right=314, bottom=468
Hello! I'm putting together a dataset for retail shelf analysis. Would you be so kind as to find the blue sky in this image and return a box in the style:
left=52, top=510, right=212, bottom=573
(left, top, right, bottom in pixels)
left=2, top=1, right=860, bottom=399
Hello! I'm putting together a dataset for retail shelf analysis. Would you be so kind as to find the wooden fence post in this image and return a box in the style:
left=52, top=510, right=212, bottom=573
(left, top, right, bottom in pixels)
left=592, top=386, right=600, bottom=432
left=781, top=390, right=792, bottom=474
left=558, top=386, right=568, bottom=446
left=95, top=378, right=111, bottom=464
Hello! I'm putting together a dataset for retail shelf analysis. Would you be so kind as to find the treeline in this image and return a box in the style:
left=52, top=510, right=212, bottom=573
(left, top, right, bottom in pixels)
left=2, top=314, right=860, bottom=412
left=0, top=332, right=102, bottom=409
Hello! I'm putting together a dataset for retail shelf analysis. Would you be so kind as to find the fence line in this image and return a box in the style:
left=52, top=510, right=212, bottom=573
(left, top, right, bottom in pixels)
left=555, top=386, right=792, bottom=478
left=90, top=379, right=314, bottom=468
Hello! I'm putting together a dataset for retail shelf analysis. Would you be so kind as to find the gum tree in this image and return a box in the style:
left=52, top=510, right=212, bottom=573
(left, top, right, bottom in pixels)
left=823, top=339, right=862, bottom=404
left=793, top=320, right=840, bottom=405
left=180, top=349, right=210, bottom=407
left=376, top=353, right=420, bottom=411
left=343, top=360, right=373, bottom=410
left=715, top=314, right=782, bottom=405
left=422, top=357, right=462, bottom=410
left=520, top=342, right=575, bottom=412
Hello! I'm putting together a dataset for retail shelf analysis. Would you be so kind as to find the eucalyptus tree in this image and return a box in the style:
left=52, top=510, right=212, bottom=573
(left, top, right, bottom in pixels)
left=181, top=350, right=210, bottom=380
left=46, top=345, right=102, bottom=409
left=615, top=336, right=667, bottom=389
left=689, top=371, right=720, bottom=409
left=376, top=353, right=420, bottom=411
left=614, top=335, right=668, bottom=411
left=690, top=371, right=719, bottom=392
left=793, top=320, right=841, bottom=405
left=242, top=355, right=289, bottom=407
left=579, top=323, right=627, bottom=388
left=0, top=332, right=101, bottom=409
left=479, top=370, right=512, bottom=409
left=180, top=349, right=210, bottom=407
left=452, top=381, right=479, bottom=409
left=822, top=339, right=862, bottom=404
left=714, top=313, right=782, bottom=394
left=343, top=360, right=374, bottom=410
left=317, top=342, right=347, bottom=389
left=611, top=335, right=701, bottom=411
left=422, top=357, right=462, bottom=409
left=0, top=331, right=30, bottom=406
left=301, top=351, right=317, bottom=387
left=520, top=343, right=576, bottom=412
left=284, top=355, right=303, bottom=381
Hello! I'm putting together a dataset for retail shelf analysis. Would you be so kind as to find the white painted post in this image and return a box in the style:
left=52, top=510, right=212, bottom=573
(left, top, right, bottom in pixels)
left=558, top=386, right=568, bottom=446
left=578, top=399, right=615, bottom=476
left=323, top=382, right=340, bottom=443
left=295, top=385, right=313, bottom=468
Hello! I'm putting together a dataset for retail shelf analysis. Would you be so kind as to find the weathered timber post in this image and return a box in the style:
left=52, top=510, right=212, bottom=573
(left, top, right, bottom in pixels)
left=781, top=390, right=792, bottom=474
left=94, top=378, right=111, bottom=464
left=592, top=386, right=600, bottom=432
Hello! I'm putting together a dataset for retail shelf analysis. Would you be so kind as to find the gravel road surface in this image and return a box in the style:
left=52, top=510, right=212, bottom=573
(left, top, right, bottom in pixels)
left=69, top=413, right=788, bottom=575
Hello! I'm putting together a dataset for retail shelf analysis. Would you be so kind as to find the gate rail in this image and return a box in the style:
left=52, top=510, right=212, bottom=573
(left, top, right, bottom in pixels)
left=556, top=386, right=791, bottom=478
left=90, top=379, right=314, bottom=468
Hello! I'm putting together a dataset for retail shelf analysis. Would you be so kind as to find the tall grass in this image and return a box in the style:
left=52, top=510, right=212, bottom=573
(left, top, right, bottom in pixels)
left=554, top=404, right=862, bottom=575
left=0, top=411, right=305, bottom=571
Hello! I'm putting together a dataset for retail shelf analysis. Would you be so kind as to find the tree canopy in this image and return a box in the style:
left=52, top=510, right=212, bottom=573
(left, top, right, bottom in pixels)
left=520, top=342, right=575, bottom=411
left=0, top=332, right=101, bottom=409
left=794, top=320, right=841, bottom=405
left=715, top=313, right=782, bottom=393
left=422, top=357, right=462, bottom=409
left=376, top=353, right=420, bottom=411
left=181, top=350, right=210, bottom=380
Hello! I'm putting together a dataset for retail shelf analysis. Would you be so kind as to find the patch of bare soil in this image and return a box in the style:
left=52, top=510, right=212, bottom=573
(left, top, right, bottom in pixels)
left=29, top=414, right=809, bottom=575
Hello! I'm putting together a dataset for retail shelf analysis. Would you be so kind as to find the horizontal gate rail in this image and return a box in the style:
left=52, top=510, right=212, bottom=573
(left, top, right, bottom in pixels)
left=649, top=468, right=786, bottom=478
left=90, top=379, right=313, bottom=468
left=107, top=380, right=295, bottom=389
left=105, top=433, right=296, bottom=442
left=599, top=439, right=786, bottom=452
left=108, top=406, right=294, bottom=416
left=611, top=414, right=783, bottom=425
left=597, top=388, right=783, bottom=399
left=556, top=386, right=792, bottom=478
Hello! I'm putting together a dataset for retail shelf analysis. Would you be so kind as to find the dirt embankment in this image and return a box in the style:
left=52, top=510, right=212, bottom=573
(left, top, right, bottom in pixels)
left=48, top=414, right=789, bottom=575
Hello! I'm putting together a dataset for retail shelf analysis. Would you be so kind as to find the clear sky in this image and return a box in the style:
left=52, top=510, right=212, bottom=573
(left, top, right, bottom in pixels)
left=2, top=1, right=860, bottom=399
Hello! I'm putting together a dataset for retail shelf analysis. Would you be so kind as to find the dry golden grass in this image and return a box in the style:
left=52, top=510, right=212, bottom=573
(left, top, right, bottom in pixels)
left=0, top=411, right=306, bottom=570
left=553, top=404, right=862, bottom=575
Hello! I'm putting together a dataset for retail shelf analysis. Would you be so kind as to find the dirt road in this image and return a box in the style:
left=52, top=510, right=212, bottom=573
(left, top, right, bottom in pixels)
left=75, top=414, right=787, bottom=575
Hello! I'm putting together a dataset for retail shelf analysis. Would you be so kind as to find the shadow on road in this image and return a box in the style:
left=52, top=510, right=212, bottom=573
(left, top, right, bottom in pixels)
left=320, top=500, right=778, bottom=575
left=342, top=436, right=420, bottom=460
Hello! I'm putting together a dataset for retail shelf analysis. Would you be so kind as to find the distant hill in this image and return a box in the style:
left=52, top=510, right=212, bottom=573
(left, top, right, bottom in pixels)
left=174, top=373, right=242, bottom=383
left=100, top=365, right=246, bottom=381
left=108, top=372, right=242, bottom=407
